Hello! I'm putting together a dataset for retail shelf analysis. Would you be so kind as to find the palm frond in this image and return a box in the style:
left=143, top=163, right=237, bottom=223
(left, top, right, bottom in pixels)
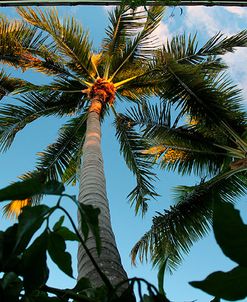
left=3, top=198, right=31, bottom=219
left=0, top=16, right=54, bottom=73
left=200, top=30, right=247, bottom=56
left=61, top=152, right=81, bottom=185
left=156, top=55, right=246, bottom=136
left=125, top=102, right=231, bottom=176
left=103, top=6, right=139, bottom=56
left=2, top=170, right=46, bottom=218
left=164, top=31, right=247, bottom=67
left=114, top=112, right=158, bottom=215
left=124, top=101, right=174, bottom=130
left=18, top=7, right=93, bottom=79
left=41, top=76, right=86, bottom=93
left=0, top=69, right=38, bottom=99
left=0, top=91, right=83, bottom=152
left=116, top=65, right=162, bottom=101
left=36, top=113, right=87, bottom=181
left=131, top=170, right=247, bottom=270
left=109, top=6, right=165, bottom=80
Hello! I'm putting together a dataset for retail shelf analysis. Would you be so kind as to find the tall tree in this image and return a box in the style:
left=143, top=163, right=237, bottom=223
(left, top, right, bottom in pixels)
left=129, top=49, right=247, bottom=269
left=0, top=7, right=246, bottom=286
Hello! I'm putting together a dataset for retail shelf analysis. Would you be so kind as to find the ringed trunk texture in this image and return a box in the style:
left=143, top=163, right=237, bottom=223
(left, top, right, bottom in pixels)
left=77, top=99, right=128, bottom=287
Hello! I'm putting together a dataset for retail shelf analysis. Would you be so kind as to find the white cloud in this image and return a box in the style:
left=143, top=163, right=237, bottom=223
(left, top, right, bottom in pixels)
left=185, top=6, right=221, bottom=36
left=153, top=21, right=172, bottom=46
left=224, top=7, right=247, bottom=18
left=184, top=6, right=247, bottom=104
left=223, top=48, right=247, bottom=102
left=184, top=6, right=242, bottom=37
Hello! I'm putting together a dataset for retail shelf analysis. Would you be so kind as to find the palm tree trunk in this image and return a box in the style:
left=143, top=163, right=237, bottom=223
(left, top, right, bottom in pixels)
left=77, top=98, right=128, bottom=287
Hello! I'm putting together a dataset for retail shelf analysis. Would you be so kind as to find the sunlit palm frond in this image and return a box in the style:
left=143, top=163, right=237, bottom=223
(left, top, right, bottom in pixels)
left=131, top=170, right=247, bottom=270
left=116, top=68, right=163, bottom=101
left=2, top=170, right=45, bottom=218
left=157, top=145, right=228, bottom=177
left=0, top=15, right=59, bottom=74
left=36, top=113, right=87, bottom=181
left=17, top=7, right=93, bottom=79
left=114, top=113, right=158, bottom=215
left=3, top=198, right=31, bottom=219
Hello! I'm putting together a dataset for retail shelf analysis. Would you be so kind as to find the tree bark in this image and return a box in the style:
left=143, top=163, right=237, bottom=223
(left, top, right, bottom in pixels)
left=77, top=98, right=128, bottom=287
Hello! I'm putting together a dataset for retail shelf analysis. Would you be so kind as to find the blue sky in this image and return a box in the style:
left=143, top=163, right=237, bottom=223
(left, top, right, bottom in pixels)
left=0, top=4, right=247, bottom=302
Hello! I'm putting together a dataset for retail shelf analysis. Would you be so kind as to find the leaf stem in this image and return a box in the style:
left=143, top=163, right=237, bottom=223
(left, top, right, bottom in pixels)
left=41, top=285, right=95, bottom=302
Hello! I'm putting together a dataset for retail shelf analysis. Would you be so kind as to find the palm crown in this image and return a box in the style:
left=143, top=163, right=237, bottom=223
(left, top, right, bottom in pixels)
left=0, top=6, right=246, bottom=276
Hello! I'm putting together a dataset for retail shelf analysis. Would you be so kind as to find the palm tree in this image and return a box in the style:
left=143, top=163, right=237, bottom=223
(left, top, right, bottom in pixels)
left=0, top=6, right=246, bottom=286
left=129, top=58, right=247, bottom=270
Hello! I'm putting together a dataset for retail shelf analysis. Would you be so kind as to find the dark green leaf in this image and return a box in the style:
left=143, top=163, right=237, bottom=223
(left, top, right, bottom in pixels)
left=0, top=178, right=64, bottom=202
left=143, top=293, right=168, bottom=302
left=0, top=225, right=21, bottom=272
left=15, top=205, right=50, bottom=254
left=79, top=204, right=101, bottom=254
left=73, top=277, right=91, bottom=292
left=53, top=215, right=65, bottom=231
left=47, top=232, right=73, bottom=278
left=143, top=295, right=153, bottom=302
left=0, top=272, right=23, bottom=302
left=190, top=266, right=247, bottom=301
left=213, top=201, right=247, bottom=266
left=0, top=231, right=4, bottom=266
left=22, top=231, right=49, bottom=292
left=55, top=226, right=79, bottom=242
left=116, top=285, right=136, bottom=302
left=0, top=178, right=42, bottom=201
left=41, top=180, right=65, bottom=195
left=24, top=291, right=61, bottom=302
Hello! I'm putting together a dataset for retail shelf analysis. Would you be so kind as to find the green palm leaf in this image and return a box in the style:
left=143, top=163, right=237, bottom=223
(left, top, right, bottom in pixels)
left=36, top=113, right=87, bottom=181
left=165, top=31, right=247, bottom=66
left=115, top=112, right=158, bottom=215
left=124, top=102, right=231, bottom=176
left=109, top=6, right=165, bottom=80
left=18, top=7, right=93, bottom=79
left=157, top=56, right=246, bottom=135
left=0, top=16, right=72, bottom=76
left=0, top=69, right=37, bottom=99
left=131, top=170, right=247, bottom=270
left=0, top=91, right=84, bottom=151
left=103, top=5, right=140, bottom=56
